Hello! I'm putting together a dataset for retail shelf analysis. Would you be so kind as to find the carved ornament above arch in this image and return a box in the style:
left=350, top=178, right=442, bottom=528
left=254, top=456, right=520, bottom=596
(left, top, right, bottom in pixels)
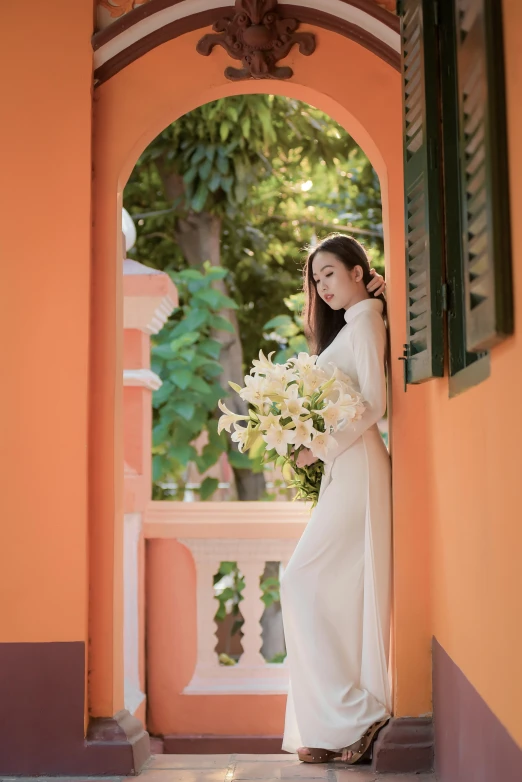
left=93, top=0, right=400, bottom=86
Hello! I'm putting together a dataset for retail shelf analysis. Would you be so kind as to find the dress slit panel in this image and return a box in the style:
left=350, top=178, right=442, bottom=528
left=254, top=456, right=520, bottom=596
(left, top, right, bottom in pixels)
left=359, top=434, right=393, bottom=713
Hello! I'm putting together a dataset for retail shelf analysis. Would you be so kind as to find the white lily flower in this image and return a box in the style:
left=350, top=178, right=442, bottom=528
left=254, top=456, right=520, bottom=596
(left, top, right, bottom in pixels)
left=217, top=399, right=250, bottom=434
left=338, top=392, right=366, bottom=423
left=292, top=418, right=315, bottom=448
left=302, top=367, right=328, bottom=395
left=309, top=430, right=337, bottom=460
left=288, top=352, right=319, bottom=376
left=250, top=349, right=276, bottom=375
left=262, top=424, right=296, bottom=457
left=257, top=412, right=282, bottom=431
left=265, top=361, right=295, bottom=385
left=239, top=374, right=277, bottom=407
left=231, top=422, right=250, bottom=453
left=280, top=384, right=308, bottom=419
left=317, top=400, right=345, bottom=430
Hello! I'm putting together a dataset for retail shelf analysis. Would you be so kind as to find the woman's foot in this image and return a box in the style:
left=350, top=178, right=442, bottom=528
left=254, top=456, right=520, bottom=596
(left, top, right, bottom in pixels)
left=296, top=742, right=358, bottom=762
left=297, top=717, right=389, bottom=764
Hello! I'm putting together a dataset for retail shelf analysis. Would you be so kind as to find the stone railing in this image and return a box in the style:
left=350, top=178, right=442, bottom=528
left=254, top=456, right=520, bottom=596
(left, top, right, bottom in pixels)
left=144, top=500, right=310, bottom=695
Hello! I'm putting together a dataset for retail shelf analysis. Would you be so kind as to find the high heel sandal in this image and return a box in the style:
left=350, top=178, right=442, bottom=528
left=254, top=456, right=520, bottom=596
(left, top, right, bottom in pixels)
left=297, top=716, right=390, bottom=765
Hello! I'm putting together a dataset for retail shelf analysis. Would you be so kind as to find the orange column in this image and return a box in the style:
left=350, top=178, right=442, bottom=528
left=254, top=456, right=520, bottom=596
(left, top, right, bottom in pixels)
left=122, top=259, right=178, bottom=726
left=0, top=0, right=95, bottom=774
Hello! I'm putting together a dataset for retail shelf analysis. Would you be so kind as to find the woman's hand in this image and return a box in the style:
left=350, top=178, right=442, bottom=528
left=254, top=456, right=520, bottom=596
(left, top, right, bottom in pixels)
left=367, top=268, right=386, bottom=297
left=296, top=448, right=319, bottom=468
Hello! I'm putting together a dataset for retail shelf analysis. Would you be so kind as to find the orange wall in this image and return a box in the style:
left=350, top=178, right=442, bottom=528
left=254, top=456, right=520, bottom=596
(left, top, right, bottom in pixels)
left=428, top=0, right=522, bottom=748
left=93, top=24, right=433, bottom=724
left=0, top=1, right=93, bottom=643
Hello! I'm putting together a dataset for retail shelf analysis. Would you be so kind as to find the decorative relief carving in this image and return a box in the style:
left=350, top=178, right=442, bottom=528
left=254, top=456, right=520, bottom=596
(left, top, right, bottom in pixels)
left=196, top=0, right=316, bottom=81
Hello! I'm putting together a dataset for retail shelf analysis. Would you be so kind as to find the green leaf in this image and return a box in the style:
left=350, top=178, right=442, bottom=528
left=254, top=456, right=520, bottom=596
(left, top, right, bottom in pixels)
left=152, top=421, right=171, bottom=446
left=152, top=343, right=177, bottom=360
left=193, top=287, right=223, bottom=308
left=195, top=444, right=223, bottom=473
left=191, top=181, right=209, bottom=212
left=168, top=443, right=197, bottom=464
left=199, top=338, right=223, bottom=360
left=152, top=380, right=173, bottom=408
left=217, top=155, right=230, bottom=176
left=176, top=401, right=196, bottom=420
left=212, top=315, right=235, bottom=333
left=208, top=171, right=222, bottom=193
left=183, top=166, right=199, bottom=185
left=194, top=288, right=239, bottom=310
left=241, top=116, right=251, bottom=139
left=220, top=121, right=231, bottom=142
left=202, top=264, right=228, bottom=281
left=152, top=454, right=170, bottom=484
left=263, top=314, right=294, bottom=330
left=199, top=476, right=220, bottom=500
left=228, top=450, right=252, bottom=469
left=170, top=332, right=200, bottom=353
left=226, top=106, right=238, bottom=122
left=191, top=145, right=207, bottom=164
left=200, top=360, right=224, bottom=378
left=219, top=587, right=236, bottom=602
left=190, top=375, right=212, bottom=394
left=171, top=368, right=194, bottom=390
left=170, top=309, right=208, bottom=338
left=220, top=175, right=233, bottom=192
left=199, top=157, right=213, bottom=180
left=178, top=269, right=204, bottom=281
left=218, top=562, right=237, bottom=576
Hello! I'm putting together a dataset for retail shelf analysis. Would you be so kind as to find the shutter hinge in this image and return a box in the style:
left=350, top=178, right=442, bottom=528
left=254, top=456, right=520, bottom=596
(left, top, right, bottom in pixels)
left=398, top=343, right=410, bottom=392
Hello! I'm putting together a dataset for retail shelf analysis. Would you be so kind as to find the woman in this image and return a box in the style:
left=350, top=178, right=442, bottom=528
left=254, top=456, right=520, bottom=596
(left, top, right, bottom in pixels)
left=280, top=233, right=390, bottom=765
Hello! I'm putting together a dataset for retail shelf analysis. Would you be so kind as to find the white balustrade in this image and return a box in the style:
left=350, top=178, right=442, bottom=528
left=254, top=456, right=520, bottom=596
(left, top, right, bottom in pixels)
left=144, top=501, right=310, bottom=695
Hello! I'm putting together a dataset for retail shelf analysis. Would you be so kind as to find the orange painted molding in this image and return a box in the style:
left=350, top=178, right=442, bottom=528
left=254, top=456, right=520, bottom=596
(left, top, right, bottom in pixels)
left=144, top=500, right=310, bottom=540
left=123, top=258, right=178, bottom=333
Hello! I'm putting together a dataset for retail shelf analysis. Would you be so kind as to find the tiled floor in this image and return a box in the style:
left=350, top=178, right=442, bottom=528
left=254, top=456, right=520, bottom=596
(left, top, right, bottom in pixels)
left=127, top=754, right=438, bottom=782
left=0, top=755, right=437, bottom=782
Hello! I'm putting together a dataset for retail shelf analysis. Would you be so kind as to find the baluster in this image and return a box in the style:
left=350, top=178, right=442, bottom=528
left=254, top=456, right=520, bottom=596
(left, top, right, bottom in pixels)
left=195, top=558, right=221, bottom=670
left=180, top=539, right=221, bottom=674
left=236, top=558, right=267, bottom=668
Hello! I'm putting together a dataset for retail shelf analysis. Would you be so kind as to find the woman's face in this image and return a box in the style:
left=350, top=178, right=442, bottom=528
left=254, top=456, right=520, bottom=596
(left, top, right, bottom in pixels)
left=311, top=251, right=365, bottom=311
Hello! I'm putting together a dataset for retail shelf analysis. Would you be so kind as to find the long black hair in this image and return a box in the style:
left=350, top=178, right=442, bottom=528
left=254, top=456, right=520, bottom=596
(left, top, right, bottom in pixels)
left=303, top=233, right=386, bottom=355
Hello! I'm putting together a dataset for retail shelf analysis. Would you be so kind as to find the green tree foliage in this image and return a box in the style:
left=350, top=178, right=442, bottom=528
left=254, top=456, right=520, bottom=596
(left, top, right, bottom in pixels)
left=151, top=264, right=233, bottom=498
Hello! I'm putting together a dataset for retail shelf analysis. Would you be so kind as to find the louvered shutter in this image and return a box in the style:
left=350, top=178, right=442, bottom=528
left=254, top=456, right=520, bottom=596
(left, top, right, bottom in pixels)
left=400, top=0, right=444, bottom=384
left=455, top=0, right=513, bottom=352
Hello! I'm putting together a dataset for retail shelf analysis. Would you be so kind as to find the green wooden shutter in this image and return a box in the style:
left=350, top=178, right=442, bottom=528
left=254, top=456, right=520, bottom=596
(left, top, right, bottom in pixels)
left=438, top=0, right=485, bottom=381
left=400, top=0, right=444, bottom=384
left=455, top=0, right=513, bottom=352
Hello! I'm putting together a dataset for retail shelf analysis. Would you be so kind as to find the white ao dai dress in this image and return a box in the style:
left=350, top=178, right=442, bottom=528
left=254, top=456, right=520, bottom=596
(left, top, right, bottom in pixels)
left=281, top=297, right=392, bottom=753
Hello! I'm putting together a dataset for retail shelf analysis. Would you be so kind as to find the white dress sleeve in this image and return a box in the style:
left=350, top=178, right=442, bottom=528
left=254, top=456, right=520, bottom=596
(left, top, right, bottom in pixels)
left=323, top=312, right=387, bottom=463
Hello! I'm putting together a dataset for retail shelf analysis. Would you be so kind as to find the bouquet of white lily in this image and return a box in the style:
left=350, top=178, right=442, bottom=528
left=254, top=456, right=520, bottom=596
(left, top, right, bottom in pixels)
left=218, top=351, right=366, bottom=506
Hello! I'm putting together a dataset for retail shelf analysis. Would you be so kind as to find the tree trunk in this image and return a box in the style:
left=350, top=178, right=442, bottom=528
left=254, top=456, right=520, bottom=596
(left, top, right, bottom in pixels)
left=159, top=168, right=265, bottom=500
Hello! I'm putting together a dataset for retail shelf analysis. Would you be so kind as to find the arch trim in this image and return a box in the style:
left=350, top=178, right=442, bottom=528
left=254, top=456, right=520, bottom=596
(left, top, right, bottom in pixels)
left=93, top=0, right=400, bottom=85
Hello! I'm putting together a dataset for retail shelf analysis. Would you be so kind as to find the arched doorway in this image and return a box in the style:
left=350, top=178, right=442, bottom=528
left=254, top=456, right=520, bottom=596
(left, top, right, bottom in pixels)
left=89, top=0, right=433, bottom=772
